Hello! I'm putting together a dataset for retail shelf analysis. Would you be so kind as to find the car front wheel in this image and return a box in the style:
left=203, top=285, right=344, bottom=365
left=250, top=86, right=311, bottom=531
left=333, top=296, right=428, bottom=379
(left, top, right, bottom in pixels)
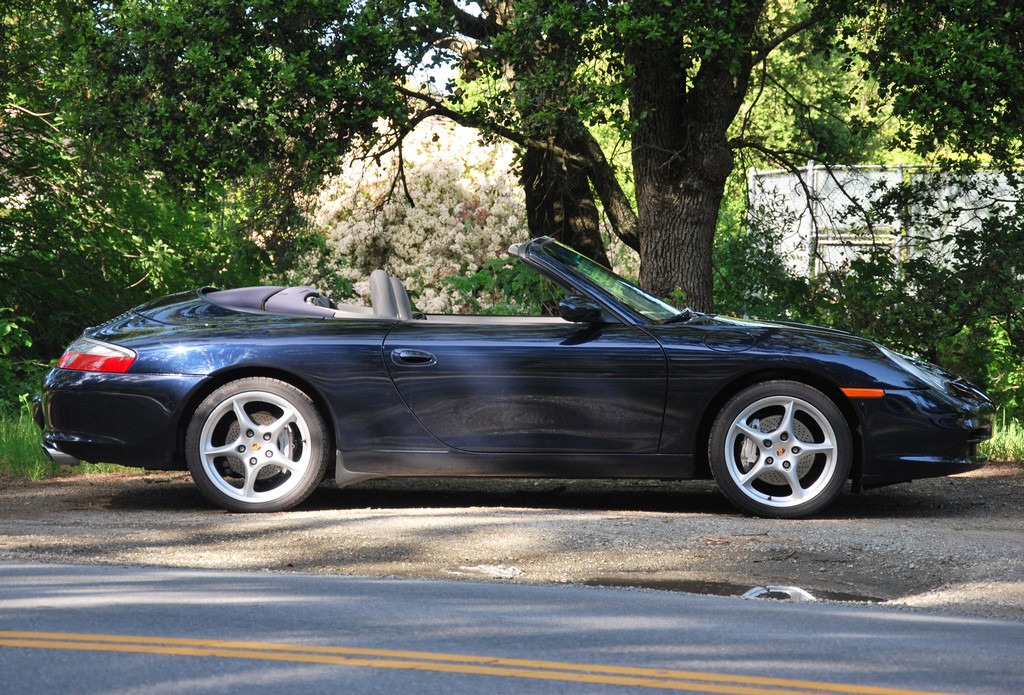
left=185, top=378, right=329, bottom=513
left=708, top=381, right=852, bottom=518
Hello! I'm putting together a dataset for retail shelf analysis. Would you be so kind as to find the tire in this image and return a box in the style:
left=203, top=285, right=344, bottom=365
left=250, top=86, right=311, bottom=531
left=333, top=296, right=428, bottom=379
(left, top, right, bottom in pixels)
left=185, top=377, right=330, bottom=513
left=708, top=381, right=852, bottom=519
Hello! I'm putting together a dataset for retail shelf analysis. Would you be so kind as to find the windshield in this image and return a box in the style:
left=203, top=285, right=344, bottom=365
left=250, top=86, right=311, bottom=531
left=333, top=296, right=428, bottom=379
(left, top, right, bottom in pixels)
left=541, top=241, right=683, bottom=322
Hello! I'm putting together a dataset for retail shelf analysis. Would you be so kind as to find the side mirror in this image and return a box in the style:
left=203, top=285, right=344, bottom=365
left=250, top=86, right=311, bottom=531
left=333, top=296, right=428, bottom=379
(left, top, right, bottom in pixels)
left=558, top=295, right=605, bottom=323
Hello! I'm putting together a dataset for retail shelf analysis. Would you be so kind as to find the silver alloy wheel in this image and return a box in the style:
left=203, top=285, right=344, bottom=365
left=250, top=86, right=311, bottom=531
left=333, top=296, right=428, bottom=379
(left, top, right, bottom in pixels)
left=722, top=394, right=839, bottom=510
left=186, top=378, right=329, bottom=512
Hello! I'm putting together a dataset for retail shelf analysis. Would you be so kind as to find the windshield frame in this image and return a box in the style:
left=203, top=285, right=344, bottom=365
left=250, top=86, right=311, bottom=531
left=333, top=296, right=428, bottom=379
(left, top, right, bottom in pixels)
left=514, top=238, right=685, bottom=324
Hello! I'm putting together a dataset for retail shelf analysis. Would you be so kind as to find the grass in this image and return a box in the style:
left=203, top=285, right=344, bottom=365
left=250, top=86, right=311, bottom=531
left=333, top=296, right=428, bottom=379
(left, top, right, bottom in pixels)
left=0, top=409, right=58, bottom=479
left=2, top=408, right=1023, bottom=481
left=0, top=410, right=131, bottom=479
left=980, top=412, right=1024, bottom=463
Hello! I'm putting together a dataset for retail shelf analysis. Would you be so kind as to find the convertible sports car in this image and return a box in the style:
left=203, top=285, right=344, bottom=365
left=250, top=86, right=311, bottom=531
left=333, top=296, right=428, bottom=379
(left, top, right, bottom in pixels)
left=36, top=237, right=993, bottom=518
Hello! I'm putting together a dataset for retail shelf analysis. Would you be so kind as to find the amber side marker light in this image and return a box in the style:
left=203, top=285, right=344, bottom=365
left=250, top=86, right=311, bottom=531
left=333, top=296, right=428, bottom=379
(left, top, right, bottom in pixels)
left=841, top=388, right=886, bottom=399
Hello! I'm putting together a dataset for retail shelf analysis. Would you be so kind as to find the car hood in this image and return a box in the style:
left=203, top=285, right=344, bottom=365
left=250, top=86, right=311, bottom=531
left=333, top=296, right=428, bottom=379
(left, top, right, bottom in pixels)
left=690, top=313, right=852, bottom=335
left=675, top=313, right=866, bottom=350
left=668, top=313, right=990, bottom=403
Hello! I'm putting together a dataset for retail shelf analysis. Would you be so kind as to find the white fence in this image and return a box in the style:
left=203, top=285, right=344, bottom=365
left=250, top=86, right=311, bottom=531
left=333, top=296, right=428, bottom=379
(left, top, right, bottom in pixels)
left=748, top=162, right=1021, bottom=276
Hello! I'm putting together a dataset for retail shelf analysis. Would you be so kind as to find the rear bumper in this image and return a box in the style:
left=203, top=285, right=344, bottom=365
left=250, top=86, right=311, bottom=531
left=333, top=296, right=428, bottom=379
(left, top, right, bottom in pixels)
left=33, top=397, right=82, bottom=466
left=37, top=369, right=206, bottom=470
left=41, top=442, right=83, bottom=467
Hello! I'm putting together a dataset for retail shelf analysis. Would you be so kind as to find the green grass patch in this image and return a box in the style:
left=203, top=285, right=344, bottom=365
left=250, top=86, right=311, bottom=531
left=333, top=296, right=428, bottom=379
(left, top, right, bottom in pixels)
left=0, top=410, right=59, bottom=479
left=0, top=410, right=138, bottom=479
left=981, top=412, right=1024, bottom=463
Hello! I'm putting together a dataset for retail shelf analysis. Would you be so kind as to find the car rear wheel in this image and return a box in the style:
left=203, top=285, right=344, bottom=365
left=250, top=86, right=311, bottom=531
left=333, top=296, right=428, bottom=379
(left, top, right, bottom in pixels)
left=185, top=378, right=329, bottom=512
left=708, top=381, right=852, bottom=518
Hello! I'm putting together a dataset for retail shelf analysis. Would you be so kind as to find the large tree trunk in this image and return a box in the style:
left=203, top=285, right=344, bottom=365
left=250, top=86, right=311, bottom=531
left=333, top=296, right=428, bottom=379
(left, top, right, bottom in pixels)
left=630, top=70, right=732, bottom=309
left=627, top=3, right=764, bottom=311
left=521, top=142, right=611, bottom=267
left=634, top=166, right=726, bottom=311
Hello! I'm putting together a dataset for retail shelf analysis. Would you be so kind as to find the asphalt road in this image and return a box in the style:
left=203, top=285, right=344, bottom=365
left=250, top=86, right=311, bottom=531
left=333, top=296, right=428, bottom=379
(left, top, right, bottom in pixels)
left=1, top=561, right=1022, bottom=694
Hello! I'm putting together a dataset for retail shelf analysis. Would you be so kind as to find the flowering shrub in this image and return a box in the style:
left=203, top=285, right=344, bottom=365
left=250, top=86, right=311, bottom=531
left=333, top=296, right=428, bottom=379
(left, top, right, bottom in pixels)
left=309, top=118, right=529, bottom=313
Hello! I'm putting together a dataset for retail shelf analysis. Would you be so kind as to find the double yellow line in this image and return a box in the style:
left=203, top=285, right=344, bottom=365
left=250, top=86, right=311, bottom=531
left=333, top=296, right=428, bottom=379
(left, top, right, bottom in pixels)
left=0, top=630, right=950, bottom=695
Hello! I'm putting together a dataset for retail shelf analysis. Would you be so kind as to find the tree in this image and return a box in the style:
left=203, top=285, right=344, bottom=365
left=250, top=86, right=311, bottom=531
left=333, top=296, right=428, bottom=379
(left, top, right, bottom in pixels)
left=2, top=3, right=160, bottom=359
left=65, top=1, right=407, bottom=189
left=40, top=2, right=861, bottom=309
left=401, top=1, right=825, bottom=307
left=404, top=0, right=1024, bottom=310
left=1, top=1, right=269, bottom=402
left=862, top=0, right=1024, bottom=165
left=426, top=1, right=617, bottom=266
left=27, top=0, right=1024, bottom=316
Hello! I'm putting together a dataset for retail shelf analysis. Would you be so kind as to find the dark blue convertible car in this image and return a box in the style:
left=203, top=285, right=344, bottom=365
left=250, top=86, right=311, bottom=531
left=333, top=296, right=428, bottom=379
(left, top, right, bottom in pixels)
left=36, top=237, right=993, bottom=517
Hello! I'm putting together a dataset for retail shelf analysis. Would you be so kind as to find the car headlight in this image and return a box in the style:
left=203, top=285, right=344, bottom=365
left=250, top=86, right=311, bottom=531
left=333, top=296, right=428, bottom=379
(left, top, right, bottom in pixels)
left=877, top=345, right=951, bottom=393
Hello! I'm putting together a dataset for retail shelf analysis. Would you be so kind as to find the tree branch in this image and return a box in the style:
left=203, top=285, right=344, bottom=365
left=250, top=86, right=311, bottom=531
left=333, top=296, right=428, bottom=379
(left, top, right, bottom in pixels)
left=4, top=103, right=60, bottom=132
left=396, top=85, right=592, bottom=167
left=440, top=0, right=506, bottom=42
left=397, top=85, right=640, bottom=251
left=751, top=11, right=829, bottom=66
left=572, top=129, right=639, bottom=251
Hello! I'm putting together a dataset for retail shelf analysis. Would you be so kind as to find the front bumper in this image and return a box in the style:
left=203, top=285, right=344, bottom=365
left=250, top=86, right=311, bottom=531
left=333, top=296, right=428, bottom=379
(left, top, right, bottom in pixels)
left=855, top=386, right=993, bottom=487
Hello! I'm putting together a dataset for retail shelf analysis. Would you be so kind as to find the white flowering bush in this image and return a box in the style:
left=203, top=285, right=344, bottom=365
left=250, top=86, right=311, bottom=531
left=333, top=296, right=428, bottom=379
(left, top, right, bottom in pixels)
left=309, top=118, right=529, bottom=313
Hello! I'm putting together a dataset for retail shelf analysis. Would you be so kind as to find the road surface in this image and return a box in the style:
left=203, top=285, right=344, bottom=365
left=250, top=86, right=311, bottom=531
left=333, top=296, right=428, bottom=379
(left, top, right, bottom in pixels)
left=1, top=562, right=1021, bottom=694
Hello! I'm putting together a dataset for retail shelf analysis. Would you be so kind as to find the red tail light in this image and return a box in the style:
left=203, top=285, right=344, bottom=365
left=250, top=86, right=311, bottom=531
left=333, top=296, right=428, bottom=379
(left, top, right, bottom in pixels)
left=58, top=339, right=137, bottom=373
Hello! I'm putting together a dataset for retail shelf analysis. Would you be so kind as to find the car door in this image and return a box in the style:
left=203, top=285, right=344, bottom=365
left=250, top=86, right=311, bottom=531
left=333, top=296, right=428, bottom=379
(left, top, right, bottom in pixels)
left=383, top=318, right=667, bottom=453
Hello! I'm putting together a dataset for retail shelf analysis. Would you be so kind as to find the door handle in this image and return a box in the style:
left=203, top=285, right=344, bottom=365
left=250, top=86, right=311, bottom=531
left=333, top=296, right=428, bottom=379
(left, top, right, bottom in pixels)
left=390, top=348, right=437, bottom=367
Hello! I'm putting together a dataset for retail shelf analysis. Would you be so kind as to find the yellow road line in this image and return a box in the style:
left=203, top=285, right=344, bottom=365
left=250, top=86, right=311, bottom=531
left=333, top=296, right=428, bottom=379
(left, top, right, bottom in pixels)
left=0, top=631, right=953, bottom=695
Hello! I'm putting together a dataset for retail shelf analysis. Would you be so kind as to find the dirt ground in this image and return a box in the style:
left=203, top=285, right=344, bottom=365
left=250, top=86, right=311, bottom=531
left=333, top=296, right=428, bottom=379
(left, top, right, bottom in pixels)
left=1, top=463, right=1022, bottom=620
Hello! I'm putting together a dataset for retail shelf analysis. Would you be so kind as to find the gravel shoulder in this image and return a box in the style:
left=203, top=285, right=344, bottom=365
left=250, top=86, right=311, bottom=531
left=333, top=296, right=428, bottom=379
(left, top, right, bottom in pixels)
left=1, top=464, right=1022, bottom=620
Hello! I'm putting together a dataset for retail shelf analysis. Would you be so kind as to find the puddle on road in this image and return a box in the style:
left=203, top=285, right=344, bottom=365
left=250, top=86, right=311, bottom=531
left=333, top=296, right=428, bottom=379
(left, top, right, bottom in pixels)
left=583, top=577, right=883, bottom=603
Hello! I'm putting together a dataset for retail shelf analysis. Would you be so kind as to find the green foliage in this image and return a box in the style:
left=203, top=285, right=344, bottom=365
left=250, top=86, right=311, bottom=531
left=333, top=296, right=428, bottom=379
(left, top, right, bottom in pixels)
left=2, top=1, right=291, bottom=409
left=713, top=167, right=814, bottom=320
left=713, top=221, right=813, bottom=323
left=443, top=258, right=563, bottom=315
left=0, top=106, right=266, bottom=367
left=0, top=312, right=31, bottom=361
left=860, top=0, right=1024, bottom=164
left=265, top=229, right=356, bottom=302
left=981, top=413, right=1024, bottom=463
left=733, top=13, right=897, bottom=166
left=443, top=0, right=605, bottom=137
left=0, top=407, right=56, bottom=480
left=62, top=0, right=409, bottom=197
left=978, top=322, right=1024, bottom=416
left=723, top=168, right=1024, bottom=414
left=0, top=313, right=35, bottom=412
